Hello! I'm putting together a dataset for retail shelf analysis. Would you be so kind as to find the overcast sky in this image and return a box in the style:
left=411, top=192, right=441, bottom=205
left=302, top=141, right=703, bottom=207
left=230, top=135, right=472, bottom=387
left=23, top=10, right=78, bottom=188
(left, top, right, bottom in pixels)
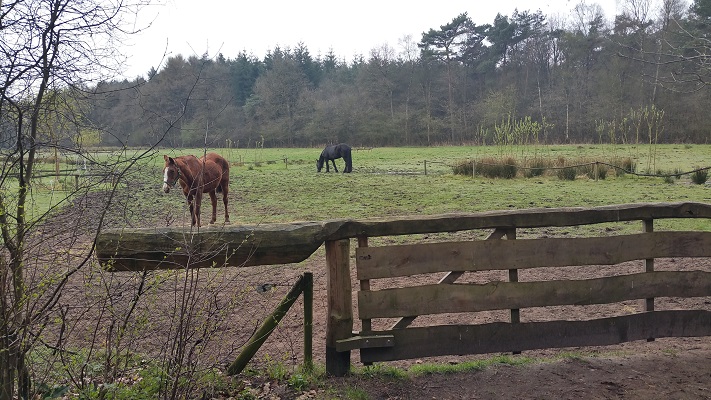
left=119, top=0, right=621, bottom=79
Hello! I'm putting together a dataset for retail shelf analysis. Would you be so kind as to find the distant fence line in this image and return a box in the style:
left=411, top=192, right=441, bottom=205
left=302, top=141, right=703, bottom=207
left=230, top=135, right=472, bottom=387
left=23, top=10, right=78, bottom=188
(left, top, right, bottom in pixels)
left=23, top=154, right=710, bottom=180
left=424, top=159, right=711, bottom=179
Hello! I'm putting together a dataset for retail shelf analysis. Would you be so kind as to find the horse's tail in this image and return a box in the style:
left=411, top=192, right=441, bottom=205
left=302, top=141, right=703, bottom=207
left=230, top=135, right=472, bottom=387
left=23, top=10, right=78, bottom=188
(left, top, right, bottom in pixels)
left=215, top=155, right=229, bottom=193
left=344, top=147, right=353, bottom=173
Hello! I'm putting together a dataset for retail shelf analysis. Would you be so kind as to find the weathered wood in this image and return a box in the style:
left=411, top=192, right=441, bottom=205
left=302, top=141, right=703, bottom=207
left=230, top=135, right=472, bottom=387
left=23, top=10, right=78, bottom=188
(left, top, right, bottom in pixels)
left=96, top=202, right=711, bottom=271
left=336, top=335, right=395, bottom=352
left=357, top=236, right=372, bottom=334
left=389, top=228, right=513, bottom=330
left=358, top=271, right=711, bottom=319
left=325, top=239, right=352, bottom=377
left=644, top=220, right=656, bottom=342
left=97, top=222, right=327, bottom=271
left=359, top=310, right=711, bottom=362
left=303, top=272, right=313, bottom=371
left=325, top=202, right=711, bottom=241
left=356, top=231, right=711, bottom=279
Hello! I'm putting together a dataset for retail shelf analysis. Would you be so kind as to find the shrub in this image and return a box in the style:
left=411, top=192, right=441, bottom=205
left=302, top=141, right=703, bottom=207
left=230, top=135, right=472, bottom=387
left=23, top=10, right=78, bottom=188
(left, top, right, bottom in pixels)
left=691, top=168, right=709, bottom=185
left=557, top=167, right=577, bottom=181
left=500, top=156, right=518, bottom=179
left=451, top=159, right=474, bottom=176
left=524, top=157, right=550, bottom=178
left=554, top=157, right=576, bottom=181
left=455, top=157, right=518, bottom=179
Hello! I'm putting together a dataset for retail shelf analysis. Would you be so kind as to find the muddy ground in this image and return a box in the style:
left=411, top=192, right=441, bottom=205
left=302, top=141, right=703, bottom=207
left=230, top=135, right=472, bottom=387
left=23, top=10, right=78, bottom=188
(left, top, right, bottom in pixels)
left=37, top=189, right=711, bottom=399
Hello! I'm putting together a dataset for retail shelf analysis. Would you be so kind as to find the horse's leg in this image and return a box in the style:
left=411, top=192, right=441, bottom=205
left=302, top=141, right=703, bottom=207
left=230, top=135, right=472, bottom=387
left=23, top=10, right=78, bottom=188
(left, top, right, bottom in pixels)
left=194, top=191, right=202, bottom=226
left=186, top=194, right=196, bottom=226
left=331, top=160, right=338, bottom=173
left=208, top=190, right=217, bottom=224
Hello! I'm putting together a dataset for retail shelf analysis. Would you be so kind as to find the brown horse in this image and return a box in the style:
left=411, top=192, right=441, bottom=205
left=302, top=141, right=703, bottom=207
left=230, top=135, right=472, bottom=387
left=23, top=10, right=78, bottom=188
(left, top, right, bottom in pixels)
left=162, top=153, right=230, bottom=226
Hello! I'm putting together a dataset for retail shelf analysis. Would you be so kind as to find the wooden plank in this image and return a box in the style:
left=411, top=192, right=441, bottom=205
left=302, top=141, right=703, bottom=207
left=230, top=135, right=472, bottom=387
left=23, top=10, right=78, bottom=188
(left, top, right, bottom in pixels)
left=356, top=231, right=711, bottom=279
left=389, top=228, right=509, bottom=330
left=325, top=239, right=353, bottom=377
left=358, top=271, right=711, bottom=319
left=97, top=222, right=328, bottom=271
left=325, top=202, right=711, bottom=241
left=336, top=335, right=395, bottom=352
left=360, top=310, right=711, bottom=363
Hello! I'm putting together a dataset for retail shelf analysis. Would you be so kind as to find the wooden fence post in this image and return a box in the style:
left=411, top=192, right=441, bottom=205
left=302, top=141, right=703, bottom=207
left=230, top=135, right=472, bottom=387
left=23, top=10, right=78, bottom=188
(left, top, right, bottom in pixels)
left=505, top=228, right=521, bottom=354
left=643, top=219, right=655, bottom=342
left=325, top=239, right=353, bottom=376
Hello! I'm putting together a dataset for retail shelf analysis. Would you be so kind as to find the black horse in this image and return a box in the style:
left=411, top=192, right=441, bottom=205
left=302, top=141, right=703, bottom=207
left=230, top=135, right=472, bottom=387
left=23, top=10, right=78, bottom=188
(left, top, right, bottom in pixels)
left=317, top=143, right=352, bottom=173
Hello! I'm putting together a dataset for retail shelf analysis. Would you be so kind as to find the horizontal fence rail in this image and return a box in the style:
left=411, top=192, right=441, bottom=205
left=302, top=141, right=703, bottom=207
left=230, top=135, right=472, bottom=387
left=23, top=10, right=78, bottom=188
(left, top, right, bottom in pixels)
left=96, top=202, right=711, bottom=271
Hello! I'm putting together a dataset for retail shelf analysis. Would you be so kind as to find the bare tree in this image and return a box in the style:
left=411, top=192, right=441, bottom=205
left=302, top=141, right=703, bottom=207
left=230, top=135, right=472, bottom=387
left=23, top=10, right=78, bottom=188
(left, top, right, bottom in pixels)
left=0, top=0, right=154, bottom=397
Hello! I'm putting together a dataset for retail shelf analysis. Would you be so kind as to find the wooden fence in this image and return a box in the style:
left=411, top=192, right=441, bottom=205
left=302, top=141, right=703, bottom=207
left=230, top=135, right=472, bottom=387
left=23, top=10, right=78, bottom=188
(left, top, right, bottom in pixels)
left=96, top=202, right=711, bottom=377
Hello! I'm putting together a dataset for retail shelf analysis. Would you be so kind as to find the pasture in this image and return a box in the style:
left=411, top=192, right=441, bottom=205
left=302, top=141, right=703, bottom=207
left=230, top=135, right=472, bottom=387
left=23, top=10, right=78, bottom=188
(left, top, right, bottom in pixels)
left=19, top=144, right=711, bottom=398
left=150, top=144, right=711, bottom=231
left=28, top=144, right=711, bottom=227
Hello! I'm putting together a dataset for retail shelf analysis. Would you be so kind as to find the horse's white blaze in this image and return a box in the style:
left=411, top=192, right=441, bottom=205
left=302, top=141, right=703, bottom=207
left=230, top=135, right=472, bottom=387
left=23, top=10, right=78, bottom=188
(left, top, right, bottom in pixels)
left=162, top=167, right=170, bottom=192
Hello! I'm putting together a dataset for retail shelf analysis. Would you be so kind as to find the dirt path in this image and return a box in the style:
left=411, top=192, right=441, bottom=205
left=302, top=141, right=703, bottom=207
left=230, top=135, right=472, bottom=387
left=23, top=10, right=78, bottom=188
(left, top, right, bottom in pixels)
left=309, top=347, right=711, bottom=399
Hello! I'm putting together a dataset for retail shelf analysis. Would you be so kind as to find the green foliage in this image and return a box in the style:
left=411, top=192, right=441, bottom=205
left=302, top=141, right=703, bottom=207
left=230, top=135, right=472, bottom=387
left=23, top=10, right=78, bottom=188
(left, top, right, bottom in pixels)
left=262, top=353, right=290, bottom=381
left=342, top=386, right=370, bottom=400
left=408, top=354, right=536, bottom=376
left=360, top=364, right=407, bottom=379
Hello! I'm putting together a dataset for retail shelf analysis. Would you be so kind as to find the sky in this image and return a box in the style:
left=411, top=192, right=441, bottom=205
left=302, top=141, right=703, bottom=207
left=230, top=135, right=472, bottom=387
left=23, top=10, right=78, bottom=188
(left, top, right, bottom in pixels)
left=119, top=0, right=621, bottom=79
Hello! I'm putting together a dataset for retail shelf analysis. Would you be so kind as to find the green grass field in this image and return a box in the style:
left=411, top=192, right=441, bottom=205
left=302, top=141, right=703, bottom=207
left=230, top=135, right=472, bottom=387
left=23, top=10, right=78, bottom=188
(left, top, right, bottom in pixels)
left=210, top=144, right=711, bottom=229
left=19, top=144, right=711, bottom=233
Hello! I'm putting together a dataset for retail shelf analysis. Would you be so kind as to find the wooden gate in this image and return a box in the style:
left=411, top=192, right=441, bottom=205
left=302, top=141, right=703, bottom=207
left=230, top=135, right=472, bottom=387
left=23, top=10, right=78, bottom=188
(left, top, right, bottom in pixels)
left=326, top=203, right=711, bottom=375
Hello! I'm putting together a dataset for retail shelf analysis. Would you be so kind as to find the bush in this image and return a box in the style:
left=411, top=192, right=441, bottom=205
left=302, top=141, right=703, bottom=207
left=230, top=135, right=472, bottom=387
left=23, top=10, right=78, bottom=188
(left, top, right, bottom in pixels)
left=454, top=157, right=518, bottom=179
left=691, top=168, right=709, bottom=185
left=500, top=156, right=518, bottom=179
left=557, top=166, right=577, bottom=181
left=451, top=160, right=474, bottom=176
left=524, top=157, right=551, bottom=178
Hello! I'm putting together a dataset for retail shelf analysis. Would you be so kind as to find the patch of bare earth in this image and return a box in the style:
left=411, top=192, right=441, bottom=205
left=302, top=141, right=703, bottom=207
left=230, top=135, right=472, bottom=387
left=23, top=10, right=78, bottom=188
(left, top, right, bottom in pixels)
left=36, top=191, right=711, bottom=399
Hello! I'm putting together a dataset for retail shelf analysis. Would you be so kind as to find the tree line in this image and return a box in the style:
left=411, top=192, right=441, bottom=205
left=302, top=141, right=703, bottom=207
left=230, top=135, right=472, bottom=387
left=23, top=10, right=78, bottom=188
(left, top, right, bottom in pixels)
left=80, top=0, right=711, bottom=147
left=83, top=1, right=711, bottom=148
left=31, top=0, right=711, bottom=150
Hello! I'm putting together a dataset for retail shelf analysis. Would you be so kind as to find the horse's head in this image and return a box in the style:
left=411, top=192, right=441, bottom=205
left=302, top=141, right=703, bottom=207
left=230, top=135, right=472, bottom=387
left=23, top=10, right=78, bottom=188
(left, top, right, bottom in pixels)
left=316, top=158, right=323, bottom=172
left=162, top=155, right=181, bottom=193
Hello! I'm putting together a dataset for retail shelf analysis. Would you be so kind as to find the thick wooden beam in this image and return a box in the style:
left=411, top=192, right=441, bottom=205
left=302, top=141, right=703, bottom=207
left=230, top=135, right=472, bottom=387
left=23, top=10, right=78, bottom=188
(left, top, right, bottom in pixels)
left=358, top=271, right=711, bottom=319
left=360, top=310, right=711, bottom=362
left=96, top=222, right=327, bottom=271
